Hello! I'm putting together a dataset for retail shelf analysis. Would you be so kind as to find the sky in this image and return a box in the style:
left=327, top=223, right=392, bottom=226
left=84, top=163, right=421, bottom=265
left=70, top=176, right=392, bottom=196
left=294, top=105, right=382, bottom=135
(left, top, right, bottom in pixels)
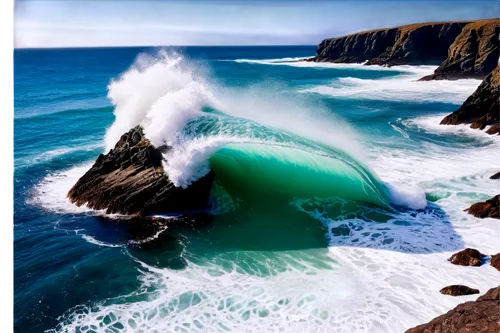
left=14, top=0, right=499, bottom=48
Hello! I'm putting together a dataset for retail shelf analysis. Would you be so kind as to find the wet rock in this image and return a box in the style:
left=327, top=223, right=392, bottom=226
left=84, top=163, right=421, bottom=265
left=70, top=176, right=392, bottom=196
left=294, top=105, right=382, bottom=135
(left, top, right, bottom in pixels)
left=67, top=126, right=215, bottom=215
left=465, top=195, right=500, bottom=219
left=440, top=285, right=479, bottom=296
left=406, top=286, right=500, bottom=333
left=440, top=65, right=499, bottom=132
left=486, top=123, right=500, bottom=135
left=448, top=248, right=485, bottom=266
left=491, top=253, right=500, bottom=271
left=490, top=172, right=500, bottom=179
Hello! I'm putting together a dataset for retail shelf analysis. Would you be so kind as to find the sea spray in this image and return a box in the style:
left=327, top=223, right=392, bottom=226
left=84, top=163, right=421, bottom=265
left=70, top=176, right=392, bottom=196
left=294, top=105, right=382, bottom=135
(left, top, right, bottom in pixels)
left=103, top=50, right=424, bottom=208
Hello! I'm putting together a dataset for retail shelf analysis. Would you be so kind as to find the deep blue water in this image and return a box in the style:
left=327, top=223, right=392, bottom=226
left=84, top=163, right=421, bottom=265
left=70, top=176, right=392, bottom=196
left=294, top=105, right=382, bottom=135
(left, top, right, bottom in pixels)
left=14, top=46, right=496, bottom=333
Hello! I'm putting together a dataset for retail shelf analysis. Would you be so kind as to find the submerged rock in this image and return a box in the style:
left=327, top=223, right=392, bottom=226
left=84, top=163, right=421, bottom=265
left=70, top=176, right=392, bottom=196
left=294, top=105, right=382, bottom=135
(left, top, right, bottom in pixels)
left=440, top=66, right=499, bottom=133
left=406, top=286, right=500, bottom=333
left=465, top=195, right=500, bottom=219
left=490, top=253, right=500, bottom=271
left=448, top=248, right=485, bottom=266
left=439, top=285, right=479, bottom=296
left=67, top=126, right=215, bottom=215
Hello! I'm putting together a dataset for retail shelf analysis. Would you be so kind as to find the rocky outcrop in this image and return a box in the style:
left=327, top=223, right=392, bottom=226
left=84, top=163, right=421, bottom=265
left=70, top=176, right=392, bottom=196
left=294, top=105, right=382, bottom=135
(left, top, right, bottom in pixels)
left=490, top=172, right=500, bottom=179
left=440, top=66, right=499, bottom=132
left=309, top=21, right=469, bottom=66
left=439, top=285, right=479, bottom=296
left=67, top=126, right=215, bottom=215
left=465, top=195, right=500, bottom=219
left=448, top=248, right=485, bottom=266
left=419, top=19, right=499, bottom=80
left=491, top=253, right=500, bottom=271
left=406, top=286, right=500, bottom=333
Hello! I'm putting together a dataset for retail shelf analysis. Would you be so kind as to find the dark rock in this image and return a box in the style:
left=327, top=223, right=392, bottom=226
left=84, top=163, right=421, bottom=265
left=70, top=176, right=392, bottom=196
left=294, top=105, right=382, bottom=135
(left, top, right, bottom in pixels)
left=67, top=126, right=215, bottom=215
left=419, top=19, right=499, bottom=81
left=465, top=195, right=500, bottom=219
left=405, top=286, right=500, bottom=333
left=440, top=285, right=479, bottom=296
left=448, top=248, right=485, bottom=266
left=440, top=66, right=499, bottom=132
left=486, top=123, right=500, bottom=135
left=490, top=253, right=500, bottom=271
left=490, top=172, right=500, bottom=179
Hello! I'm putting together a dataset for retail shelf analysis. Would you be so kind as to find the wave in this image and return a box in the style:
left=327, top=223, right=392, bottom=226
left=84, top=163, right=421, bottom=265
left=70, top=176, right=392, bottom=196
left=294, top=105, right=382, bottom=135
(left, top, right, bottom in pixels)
left=101, top=50, right=424, bottom=210
left=15, top=142, right=104, bottom=168
left=301, top=76, right=481, bottom=104
left=231, top=57, right=437, bottom=75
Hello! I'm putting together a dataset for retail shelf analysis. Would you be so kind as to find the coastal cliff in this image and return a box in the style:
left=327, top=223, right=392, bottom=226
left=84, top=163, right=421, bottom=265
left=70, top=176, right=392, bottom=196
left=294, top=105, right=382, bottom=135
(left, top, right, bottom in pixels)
left=420, top=20, right=499, bottom=80
left=440, top=65, right=499, bottom=134
left=309, top=19, right=499, bottom=80
left=67, top=126, right=214, bottom=215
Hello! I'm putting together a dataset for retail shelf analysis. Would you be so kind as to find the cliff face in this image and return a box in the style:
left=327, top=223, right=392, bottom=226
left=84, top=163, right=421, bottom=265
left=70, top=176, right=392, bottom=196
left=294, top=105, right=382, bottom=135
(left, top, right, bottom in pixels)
left=310, top=19, right=499, bottom=80
left=440, top=65, right=499, bottom=133
left=67, top=126, right=215, bottom=215
left=311, top=22, right=470, bottom=65
left=420, top=19, right=499, bottom=80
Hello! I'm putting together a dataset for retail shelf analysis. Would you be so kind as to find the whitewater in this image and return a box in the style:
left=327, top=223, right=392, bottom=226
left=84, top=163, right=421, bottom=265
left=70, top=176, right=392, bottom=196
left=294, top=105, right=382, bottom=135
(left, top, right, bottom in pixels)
left=14, top=47, right=499, bottom=333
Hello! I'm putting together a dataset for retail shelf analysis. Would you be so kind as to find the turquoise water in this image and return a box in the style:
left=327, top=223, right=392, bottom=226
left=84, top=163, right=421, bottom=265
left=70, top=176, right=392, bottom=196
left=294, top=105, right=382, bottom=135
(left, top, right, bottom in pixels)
left=14, top=47, right=499, bottom=332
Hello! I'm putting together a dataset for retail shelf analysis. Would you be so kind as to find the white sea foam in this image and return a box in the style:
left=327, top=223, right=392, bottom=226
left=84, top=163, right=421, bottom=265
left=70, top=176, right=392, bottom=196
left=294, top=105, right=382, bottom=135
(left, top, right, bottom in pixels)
left=29, top=164, right=95, bottom=214
left=404, top=114, right=499, bottom=139
left=232, top=57, right=437, bottom=75
left=301, top=76, right=481, bottom=104
left=52, top=213, right=500, bottom=333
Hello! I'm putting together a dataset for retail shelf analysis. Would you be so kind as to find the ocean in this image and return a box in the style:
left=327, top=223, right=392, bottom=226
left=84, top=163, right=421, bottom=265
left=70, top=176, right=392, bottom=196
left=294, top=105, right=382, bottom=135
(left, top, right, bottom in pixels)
left=14, top=46, right=499, bottom=333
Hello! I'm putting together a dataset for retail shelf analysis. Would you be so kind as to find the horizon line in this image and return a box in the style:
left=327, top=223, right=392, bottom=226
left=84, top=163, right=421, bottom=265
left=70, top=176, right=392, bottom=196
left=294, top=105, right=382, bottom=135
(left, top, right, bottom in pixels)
left=14, top=44, right=319, bottom=50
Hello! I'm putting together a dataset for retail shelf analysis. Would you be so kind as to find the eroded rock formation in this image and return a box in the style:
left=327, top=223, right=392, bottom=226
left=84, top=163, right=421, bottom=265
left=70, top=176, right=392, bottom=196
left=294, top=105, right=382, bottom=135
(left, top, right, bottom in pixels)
left=491, top=253, right=500, bottom=271
left=67, top=126, right=215, bottom=215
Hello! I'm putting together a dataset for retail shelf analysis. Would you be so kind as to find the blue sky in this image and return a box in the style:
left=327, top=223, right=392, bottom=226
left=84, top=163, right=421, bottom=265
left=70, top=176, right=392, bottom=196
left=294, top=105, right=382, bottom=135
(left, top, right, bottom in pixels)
left=14, top=0, right=499, bottom=48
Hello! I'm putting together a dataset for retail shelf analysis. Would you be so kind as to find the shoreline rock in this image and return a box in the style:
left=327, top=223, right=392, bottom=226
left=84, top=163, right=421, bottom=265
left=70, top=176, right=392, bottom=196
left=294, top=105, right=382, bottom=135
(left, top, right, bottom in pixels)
left=405, top=286, right=500, bottom=333
left=465, top=195, right=500, bottom=219
left=440, top=65, right=499, bottom=134
left=448, top=248, right=485, bottom=266
left=67, top=126, right=215, bottom=215
left=439, top=285, right=479, bottom=296
left=491, top=253, right=500, bottom=271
